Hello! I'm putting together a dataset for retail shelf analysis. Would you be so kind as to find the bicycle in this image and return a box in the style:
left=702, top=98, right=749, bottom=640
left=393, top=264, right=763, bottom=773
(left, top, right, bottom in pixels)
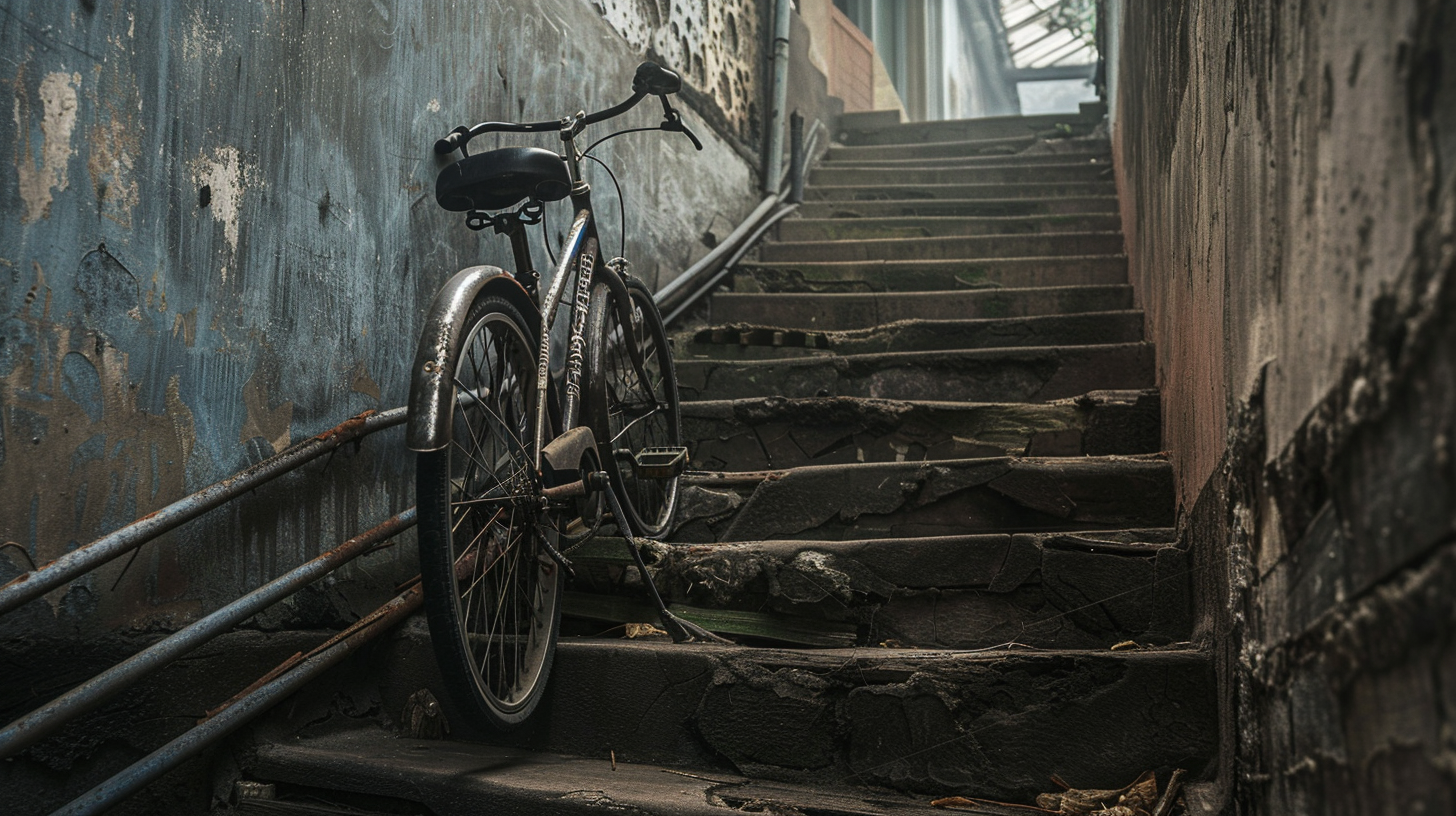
left=405, top=62, right=724, bottom=732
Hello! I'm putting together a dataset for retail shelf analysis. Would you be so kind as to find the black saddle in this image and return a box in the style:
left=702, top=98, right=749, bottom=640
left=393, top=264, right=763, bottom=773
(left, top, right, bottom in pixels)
left=435, top=147, right=572, bottom=212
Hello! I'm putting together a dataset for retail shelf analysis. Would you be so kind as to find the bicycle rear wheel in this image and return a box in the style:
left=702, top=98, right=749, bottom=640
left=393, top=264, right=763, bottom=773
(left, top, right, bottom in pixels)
left=585, top=275, right=682, bottom=538
left=416, top=293, right=561, bottom=730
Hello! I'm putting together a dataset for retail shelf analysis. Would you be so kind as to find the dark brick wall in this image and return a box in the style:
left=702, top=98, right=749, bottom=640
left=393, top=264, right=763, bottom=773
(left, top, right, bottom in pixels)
left=1111, top=0, right=1456, bottom=811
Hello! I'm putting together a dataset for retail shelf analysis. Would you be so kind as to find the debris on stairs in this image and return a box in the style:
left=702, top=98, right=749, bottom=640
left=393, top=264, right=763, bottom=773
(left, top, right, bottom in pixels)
left=235, top=108, right=1214, bottom=816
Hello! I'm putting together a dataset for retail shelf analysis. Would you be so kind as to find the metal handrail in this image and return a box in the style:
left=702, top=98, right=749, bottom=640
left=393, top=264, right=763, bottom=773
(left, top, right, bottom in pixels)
left=0, top=509, right=415, bottom=760
left=0, top=406, right=407, bottom=617
left=52, top=582, right=426, bottom=816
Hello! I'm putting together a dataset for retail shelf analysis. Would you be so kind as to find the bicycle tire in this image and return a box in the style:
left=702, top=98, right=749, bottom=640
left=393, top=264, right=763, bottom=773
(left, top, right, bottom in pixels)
left=584, top=275, right=682, bottom=538
left=417, top=293, right=561, bottom=731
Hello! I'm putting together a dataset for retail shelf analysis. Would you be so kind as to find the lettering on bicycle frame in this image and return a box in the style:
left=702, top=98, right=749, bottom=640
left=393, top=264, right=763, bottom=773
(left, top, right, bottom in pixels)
left=564, top=251, right=595, bottom=404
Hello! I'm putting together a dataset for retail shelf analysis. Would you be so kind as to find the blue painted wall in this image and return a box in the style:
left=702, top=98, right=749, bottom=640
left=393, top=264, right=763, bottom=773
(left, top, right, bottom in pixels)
left=0, top=0, right=763, bottom=636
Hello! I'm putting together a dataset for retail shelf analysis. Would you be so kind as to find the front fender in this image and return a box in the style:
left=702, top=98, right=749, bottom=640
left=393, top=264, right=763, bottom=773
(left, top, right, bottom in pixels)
left=406, top=266, right=537, bottom=452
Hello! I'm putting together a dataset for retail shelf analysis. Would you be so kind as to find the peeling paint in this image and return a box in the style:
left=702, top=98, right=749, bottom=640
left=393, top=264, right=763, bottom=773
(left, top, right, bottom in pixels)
left=170, top=308, right=197, bottom=347
left=190, top=146, right=248, bottom=266
left=0, top=265, right=198, bottom=618
left=85, top=79, right=141, bottom=228
left=14, top=70, right=81, bottom=223
left=239, top=370, right=293, bottom=455
left=349, top=361, right=381, bottom=402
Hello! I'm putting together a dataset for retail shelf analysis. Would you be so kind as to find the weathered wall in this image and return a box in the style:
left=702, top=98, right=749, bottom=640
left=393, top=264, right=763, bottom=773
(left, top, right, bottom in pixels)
left=1113, top=0, right=1456, bottom=811
left=1, top=0, right=759, bottom=663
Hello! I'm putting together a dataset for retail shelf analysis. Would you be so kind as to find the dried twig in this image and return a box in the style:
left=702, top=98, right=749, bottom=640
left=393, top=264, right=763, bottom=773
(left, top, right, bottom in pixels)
left=1151, top=769, right=1186, bottom=816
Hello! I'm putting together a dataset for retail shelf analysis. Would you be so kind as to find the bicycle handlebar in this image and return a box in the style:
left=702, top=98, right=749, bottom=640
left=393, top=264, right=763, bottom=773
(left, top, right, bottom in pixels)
left=434, top=62, right=702, bottom=155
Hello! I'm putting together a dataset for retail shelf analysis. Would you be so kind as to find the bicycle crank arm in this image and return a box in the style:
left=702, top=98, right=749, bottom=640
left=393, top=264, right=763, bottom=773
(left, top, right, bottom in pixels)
left=599, top=477, right=730, bottom=645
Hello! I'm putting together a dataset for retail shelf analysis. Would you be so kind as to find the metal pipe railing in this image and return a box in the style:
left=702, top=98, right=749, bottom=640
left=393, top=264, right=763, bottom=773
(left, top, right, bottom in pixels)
left=0, top=509, right=416, bottom=760
left=0, top=406, right=407, bottom=617
left=52, top=582, right=425, bottom=816
left=659, top=202, right=799, bottom=327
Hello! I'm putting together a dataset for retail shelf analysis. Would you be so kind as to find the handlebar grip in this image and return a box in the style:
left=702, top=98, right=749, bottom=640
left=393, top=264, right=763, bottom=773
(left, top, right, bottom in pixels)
left=435, top=129, right=466, bottom=155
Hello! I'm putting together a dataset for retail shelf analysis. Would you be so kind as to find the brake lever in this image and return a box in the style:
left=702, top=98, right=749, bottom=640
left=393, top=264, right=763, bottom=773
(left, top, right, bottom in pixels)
left=658, top=97, right=704, bottom=151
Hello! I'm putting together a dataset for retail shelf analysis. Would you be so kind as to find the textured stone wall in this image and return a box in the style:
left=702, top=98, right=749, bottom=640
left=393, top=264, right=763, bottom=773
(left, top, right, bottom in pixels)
left=0, top=0, right=758, bottom=653
left=1, top=0, right=769, bottom=808
left=590, top=0, right=764, bottom=148
left=1113, top=0, right=1456, bottom=811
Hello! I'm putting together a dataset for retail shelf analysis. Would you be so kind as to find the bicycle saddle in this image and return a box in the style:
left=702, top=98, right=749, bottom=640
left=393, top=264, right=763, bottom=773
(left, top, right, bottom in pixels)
left=435, top=146, right=572, bottom=212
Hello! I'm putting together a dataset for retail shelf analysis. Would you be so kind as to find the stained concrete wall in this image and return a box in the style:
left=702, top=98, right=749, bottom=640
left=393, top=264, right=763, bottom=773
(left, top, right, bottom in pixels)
left=1113, top=0, right=1456, bottom=811
left=0, top=1, right=762, bottom=649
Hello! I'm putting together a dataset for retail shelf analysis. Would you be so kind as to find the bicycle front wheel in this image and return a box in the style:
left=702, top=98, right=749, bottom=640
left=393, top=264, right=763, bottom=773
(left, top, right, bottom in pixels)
left=416, top=293, right=561, bottom=731
left=585, top=275, right=682, bottom=538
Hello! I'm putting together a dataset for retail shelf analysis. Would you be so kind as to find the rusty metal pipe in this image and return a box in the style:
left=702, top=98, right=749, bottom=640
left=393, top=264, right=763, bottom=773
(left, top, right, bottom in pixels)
left=0, top=407, right=407, bottom=618
left=0, top=509, right=415, bottom=760
left=51, top=583, right=424, bottom=816
left=659, top=203, right=798, bottom=327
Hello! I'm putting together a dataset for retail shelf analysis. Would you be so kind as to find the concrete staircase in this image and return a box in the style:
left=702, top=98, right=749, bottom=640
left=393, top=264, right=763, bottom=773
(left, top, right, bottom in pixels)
left=232, top=111, right=1214, bottom=815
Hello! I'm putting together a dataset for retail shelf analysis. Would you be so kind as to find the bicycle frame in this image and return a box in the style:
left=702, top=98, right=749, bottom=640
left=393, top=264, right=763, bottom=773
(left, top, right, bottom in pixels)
left=406, top=123, right=647, bottom=462
left=527, top=118, right=655, bottom=476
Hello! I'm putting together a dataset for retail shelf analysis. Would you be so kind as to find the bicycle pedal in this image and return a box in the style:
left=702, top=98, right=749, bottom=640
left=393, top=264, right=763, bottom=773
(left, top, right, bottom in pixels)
left=631, top=446, right=687, bottom=480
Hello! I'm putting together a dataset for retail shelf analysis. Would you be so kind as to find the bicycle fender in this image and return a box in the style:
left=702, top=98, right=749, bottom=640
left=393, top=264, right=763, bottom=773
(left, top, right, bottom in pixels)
left=406, top=265, right=537, bottom=452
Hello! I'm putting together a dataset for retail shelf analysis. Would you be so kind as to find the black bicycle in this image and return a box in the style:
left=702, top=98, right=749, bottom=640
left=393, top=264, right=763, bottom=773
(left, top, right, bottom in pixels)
left=405, top=62, right=721, bottom=732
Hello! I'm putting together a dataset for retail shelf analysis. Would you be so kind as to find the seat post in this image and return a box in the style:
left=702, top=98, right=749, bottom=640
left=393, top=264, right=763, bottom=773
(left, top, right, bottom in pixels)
left=504, top=221, right=539, bottom=302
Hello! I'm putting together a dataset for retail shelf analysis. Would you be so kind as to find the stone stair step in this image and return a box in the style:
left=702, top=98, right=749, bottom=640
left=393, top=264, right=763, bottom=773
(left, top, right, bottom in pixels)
left=807, top=181, right=1117, bottom=201
left=674, top=343, right=1156, bottom=403
left=777, top=213, right=1122, bottom=241
left=564, top=528, right=1189, bottom=650
left=798, top=196, right=1120, bottom=219
left=839, top=111, right=1101, bottom=145
left=560, top=591, right=860, bottom=647
left=733, top=255, right=1127, bottom=293
left=709, top=285, right=1134, bottom=329
left=671, top=455, right=1174, bottom=542
left=820, top=151, right=1110, bottom=170
left=679, top=311, right=1145, bottom=358
left=826, top=134, right=1111, bottom=162
left=758, top=232, right=1126, bottom=263
left=680, top=391, right=1162, bottom=470
left=523, top=641, right=1210, bottom=801
left=245, top=729, right=970, bottom=816
left=811, top=162, right=1115, bottom=187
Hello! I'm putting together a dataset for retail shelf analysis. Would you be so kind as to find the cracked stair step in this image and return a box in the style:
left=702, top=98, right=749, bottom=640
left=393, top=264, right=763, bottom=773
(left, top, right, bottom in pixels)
left=679, top=392, right=1161, bottom=470
left=565, top=529, right=1192, bottom=650
left=839, top=111, right=1101, bottom=145
left=777, top=213, right=1122, bottom=241
left=674, top=343, right=1157, bottom=403
left=825, top=133, right=1110, bottom=161
left=244, top=729, right=975, bottom=816
left=733, top=255, right=1127, bottom=292
left=821, top=150, right=1110, bottom=170
left=807, top=180, right=1118, bottom=201
left=560, top=592, right=859, bottom=647
left=709, top=285, right=1134, bottom=330
left=358, top=632, right=1214, bottom=803
left=796, top=196, right=1120, bottom=218
left=679, top=311, right=1145, bottom=358
left=671, top=455, right=1174, bottom=542
left=758, top=232, right=1126, bottom=263
left=810, top=162, right=1115, bottom=187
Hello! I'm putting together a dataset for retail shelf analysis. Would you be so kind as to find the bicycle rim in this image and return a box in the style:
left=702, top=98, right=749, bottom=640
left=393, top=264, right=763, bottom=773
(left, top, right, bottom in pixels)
left=417, top=295, right=561, bottom=730
left=586, top=277, right=682, bottom=538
